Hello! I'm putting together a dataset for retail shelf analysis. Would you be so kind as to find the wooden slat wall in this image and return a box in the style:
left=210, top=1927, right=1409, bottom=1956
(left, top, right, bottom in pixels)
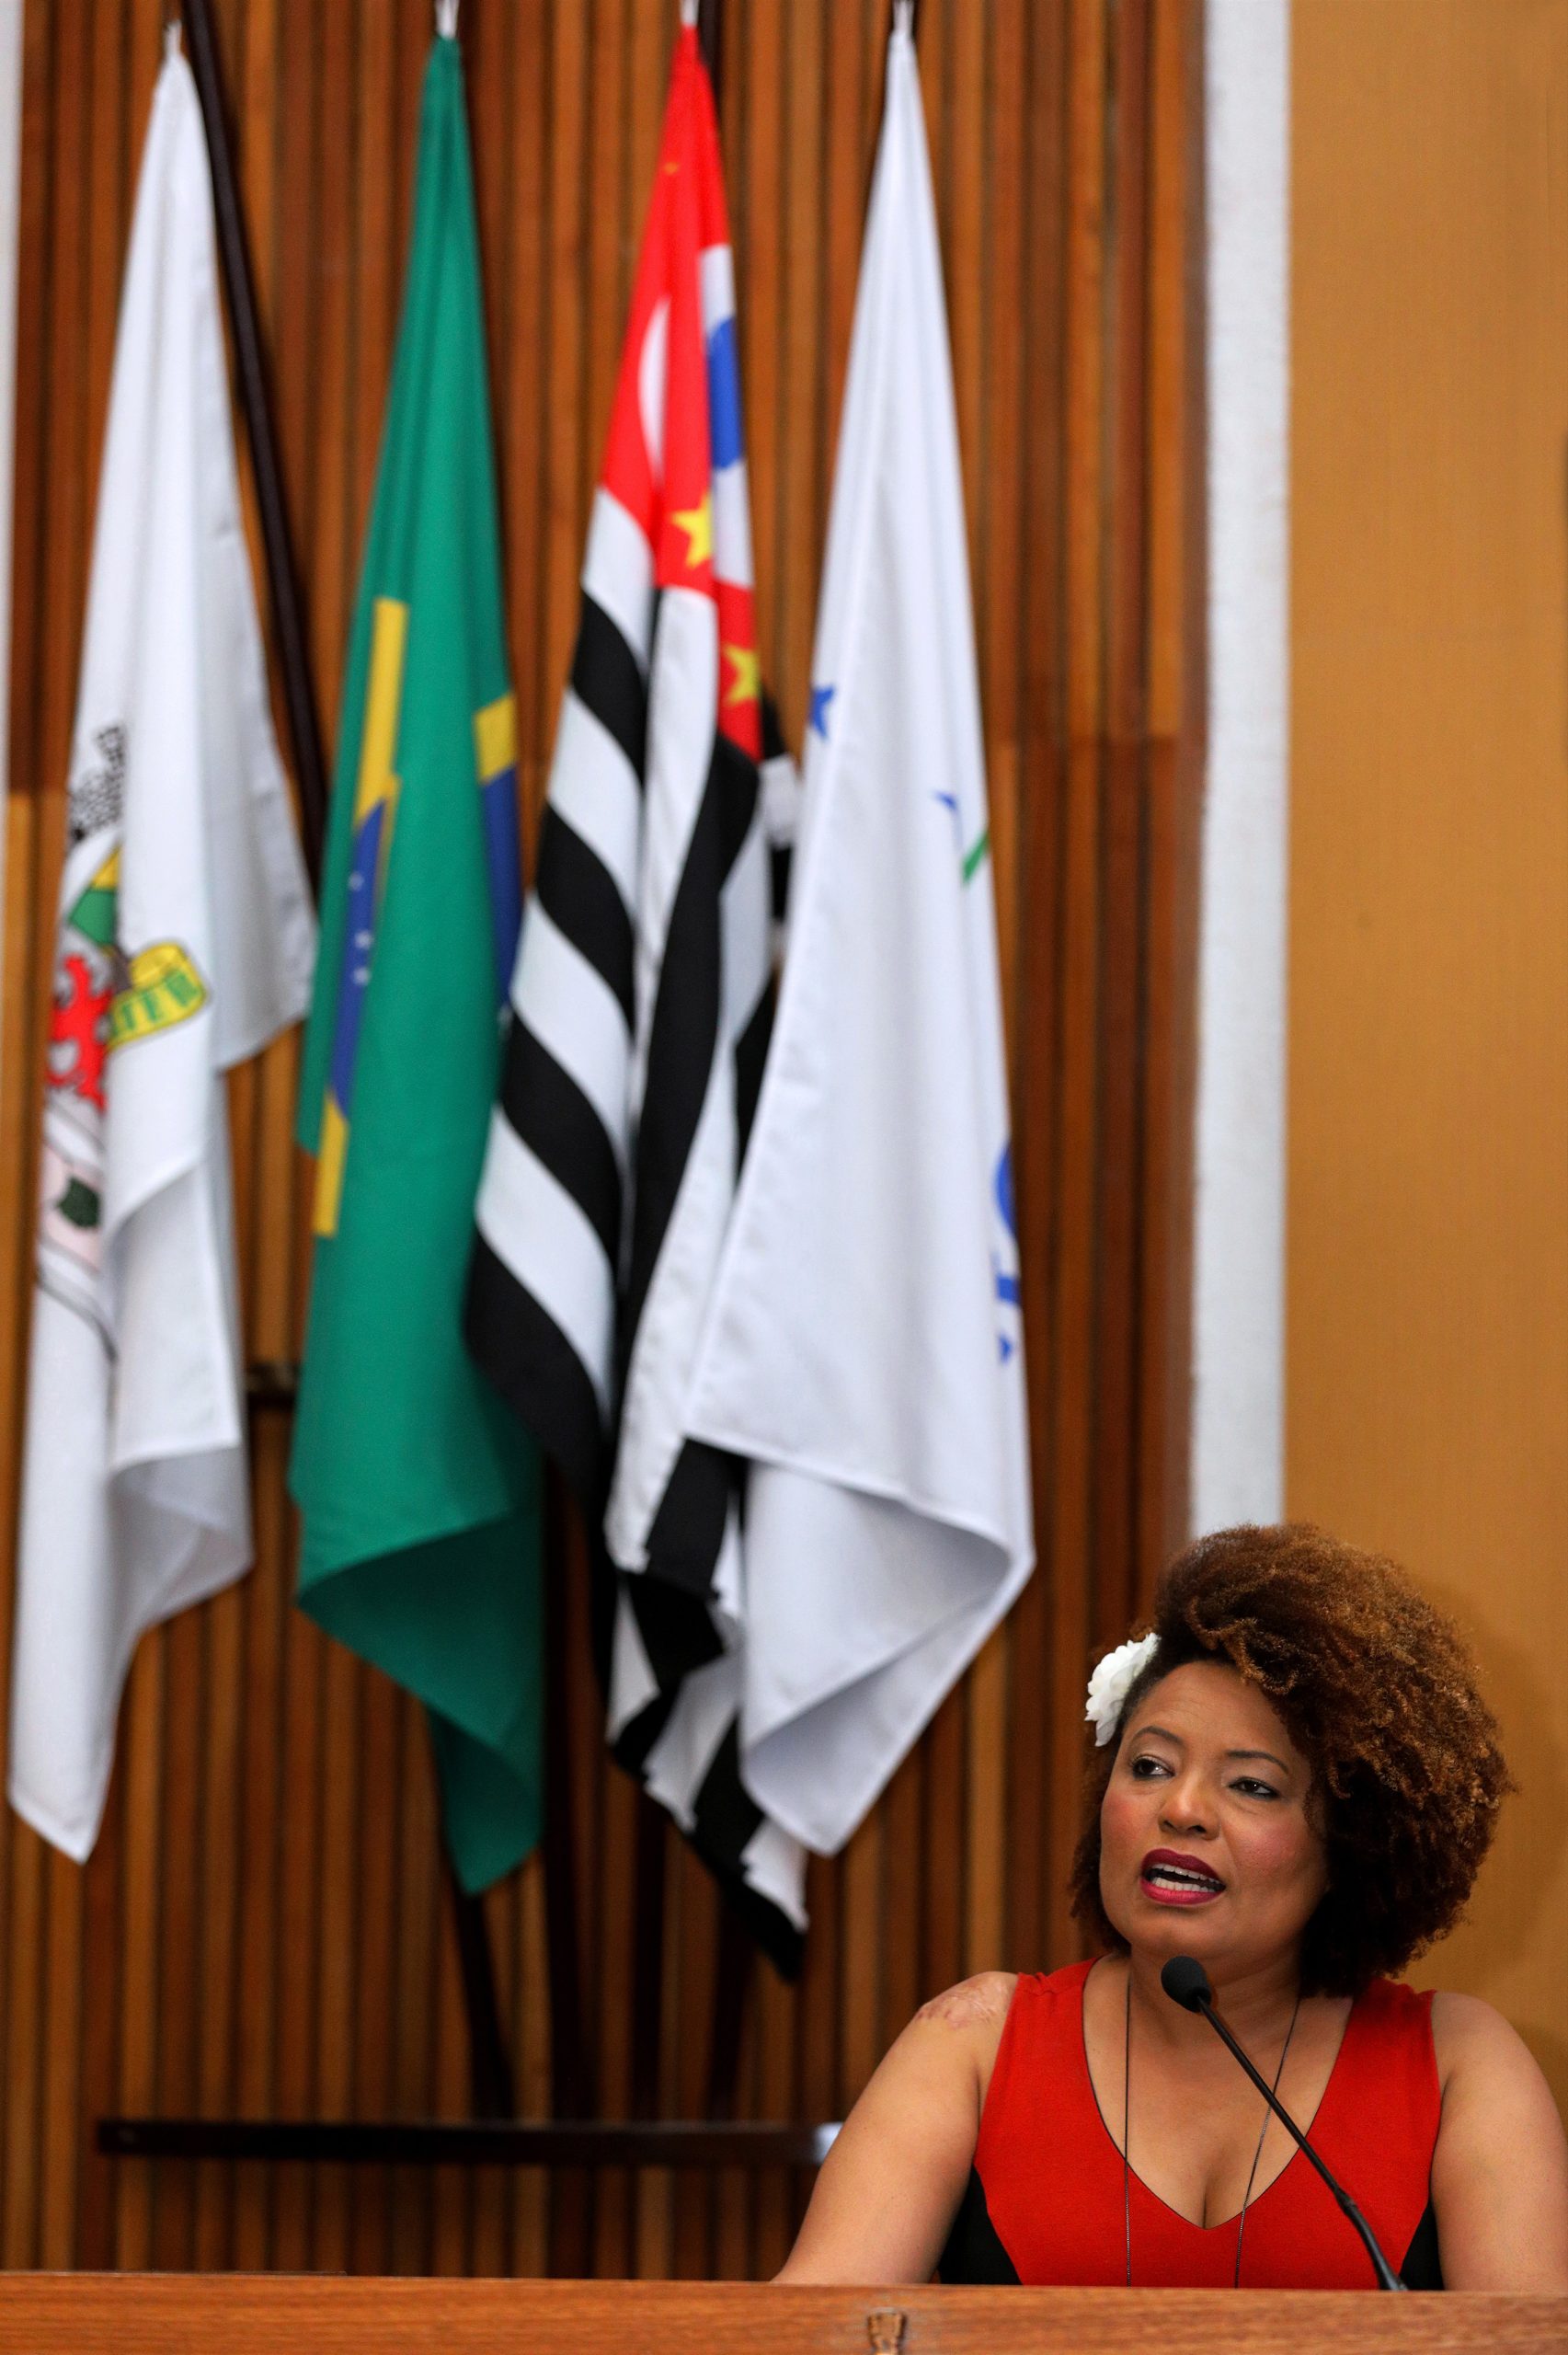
left=0, top=0, right=1204, bottom=2279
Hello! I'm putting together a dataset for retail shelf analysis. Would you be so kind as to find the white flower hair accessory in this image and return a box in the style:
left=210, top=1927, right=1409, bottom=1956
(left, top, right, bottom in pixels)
left=1084, top=1631, right=1160, bottom=1747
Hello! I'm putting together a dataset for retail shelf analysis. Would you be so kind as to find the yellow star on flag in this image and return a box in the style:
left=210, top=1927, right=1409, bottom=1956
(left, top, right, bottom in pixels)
left=671, top=493, right=713, bottom=570
left=723, top=643, right=761, bottom=710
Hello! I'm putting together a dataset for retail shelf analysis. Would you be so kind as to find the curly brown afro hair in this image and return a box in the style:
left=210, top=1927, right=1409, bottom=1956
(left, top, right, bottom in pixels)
left=1068, top=1523, right=1512, bottom=1996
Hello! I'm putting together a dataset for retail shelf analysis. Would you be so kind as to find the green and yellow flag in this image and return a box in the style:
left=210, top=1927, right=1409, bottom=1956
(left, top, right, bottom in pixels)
left=291, top=29, right=540, bottom=1891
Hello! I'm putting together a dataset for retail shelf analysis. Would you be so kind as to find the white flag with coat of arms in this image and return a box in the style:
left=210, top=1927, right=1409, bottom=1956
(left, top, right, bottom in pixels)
left=7, top=36, right=315, bottom=1861
left=684, top=6, right=1035, bottom=1857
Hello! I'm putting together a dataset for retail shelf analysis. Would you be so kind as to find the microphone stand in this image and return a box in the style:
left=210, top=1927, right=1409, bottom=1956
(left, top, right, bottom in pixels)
left=1186, top=1986, right=1408, bottom=2290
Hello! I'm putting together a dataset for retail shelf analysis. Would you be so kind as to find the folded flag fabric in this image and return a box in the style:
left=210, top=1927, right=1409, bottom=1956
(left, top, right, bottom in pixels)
left=7, top=33, right=316, bottom=1860
left=685, top=6, right=1036, bottom=1855
left=465, top=22, right=805, bottom=1965
left=290, top=27, right=542, bottom=1895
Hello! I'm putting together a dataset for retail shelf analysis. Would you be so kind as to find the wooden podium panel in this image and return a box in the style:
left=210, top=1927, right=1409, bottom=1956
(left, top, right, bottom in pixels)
left=0, top=2277, right=1562, bottom=2353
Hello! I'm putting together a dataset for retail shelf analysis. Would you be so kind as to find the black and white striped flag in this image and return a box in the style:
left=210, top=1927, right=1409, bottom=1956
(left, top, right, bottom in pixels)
left=465, top=23, right=806, bottom=1970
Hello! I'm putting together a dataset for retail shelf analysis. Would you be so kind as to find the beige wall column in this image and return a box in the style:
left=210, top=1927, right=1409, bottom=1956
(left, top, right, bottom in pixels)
left=1290, top=0, right=1568, bottom=2102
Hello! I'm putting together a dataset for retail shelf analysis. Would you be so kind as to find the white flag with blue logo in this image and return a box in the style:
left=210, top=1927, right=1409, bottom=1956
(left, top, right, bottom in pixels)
left=685, top=6, right=1034, bottom=1858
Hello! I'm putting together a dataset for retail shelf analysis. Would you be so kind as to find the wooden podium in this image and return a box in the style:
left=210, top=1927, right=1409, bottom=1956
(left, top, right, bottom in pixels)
left=0, top=2276, right=1562, bottom=2352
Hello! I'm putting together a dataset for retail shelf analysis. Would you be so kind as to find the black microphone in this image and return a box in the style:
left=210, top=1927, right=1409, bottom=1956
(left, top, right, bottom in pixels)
left=1160, top=1956, right=1408, bottom=2291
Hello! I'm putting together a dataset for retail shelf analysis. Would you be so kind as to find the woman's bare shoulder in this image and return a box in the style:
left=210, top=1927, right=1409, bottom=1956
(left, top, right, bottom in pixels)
left=913, top=1970, right=1018, bottom=2036
left=1427, top=1991, right=1568, bottom=2288
left=773, top=1975, right=1020, bottom=2283
left=906, top=1970, right=1018, bottom=2101
left=1429, top=1988, right=1539, bottom=2082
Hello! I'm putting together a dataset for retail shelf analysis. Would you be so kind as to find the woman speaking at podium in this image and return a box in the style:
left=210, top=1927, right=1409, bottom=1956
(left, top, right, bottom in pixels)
left=777, top=1525, right=1568, bottom=2291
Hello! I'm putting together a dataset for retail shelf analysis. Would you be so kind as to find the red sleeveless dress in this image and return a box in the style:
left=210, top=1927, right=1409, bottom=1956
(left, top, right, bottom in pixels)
left=938, top=1959, right=1442, bottom=2289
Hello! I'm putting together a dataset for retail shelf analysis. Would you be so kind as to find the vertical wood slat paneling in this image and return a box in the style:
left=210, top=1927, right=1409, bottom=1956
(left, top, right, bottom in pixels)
left=0, top=0, right=1203, bottom=2280
left=229, top=0, right=284, bottom=2272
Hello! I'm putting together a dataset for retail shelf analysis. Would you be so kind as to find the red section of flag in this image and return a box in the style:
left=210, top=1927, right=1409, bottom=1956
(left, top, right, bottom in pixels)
left=596, top=29, right=761, bottom=763
left=49, top=954, right=110, bottom=1115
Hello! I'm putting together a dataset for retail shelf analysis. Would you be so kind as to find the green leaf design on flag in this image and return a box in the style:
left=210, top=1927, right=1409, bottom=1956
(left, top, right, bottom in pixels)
left=68, top=851, right=120, bottom=948
left=58, top=1178, right=100, bottom=1230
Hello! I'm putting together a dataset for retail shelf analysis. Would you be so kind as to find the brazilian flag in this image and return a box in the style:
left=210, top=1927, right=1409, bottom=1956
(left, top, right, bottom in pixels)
left=291, top=30, right=540, bottom=1891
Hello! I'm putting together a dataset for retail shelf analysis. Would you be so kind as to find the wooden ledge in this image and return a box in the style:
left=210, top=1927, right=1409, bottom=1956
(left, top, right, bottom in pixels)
left=96, top=2116, right=840, bottom=2166
left=0, top=2276, right=1562, bottom=2355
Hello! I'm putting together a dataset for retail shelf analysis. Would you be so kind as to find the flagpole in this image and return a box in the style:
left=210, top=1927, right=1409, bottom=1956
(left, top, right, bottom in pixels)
left=178, top=0, right=328, bottom=887
left=697, top=0, right=723, bottom=86
left=618, top=0, right=751, bottom=2144
left=429, top=1730, right=517, bottom=2120
left=684, top=0, right=768, bottom=2105
left=180, top=0, right=514, bottom=2126
left=621, top=0, right=738, bottom=2150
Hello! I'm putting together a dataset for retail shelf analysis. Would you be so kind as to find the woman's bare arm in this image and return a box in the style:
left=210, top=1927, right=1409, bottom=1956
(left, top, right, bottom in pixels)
left=1430, top=1993, right=1568, bottom=2290
left=775, top=1973, right=1015, bottom=2284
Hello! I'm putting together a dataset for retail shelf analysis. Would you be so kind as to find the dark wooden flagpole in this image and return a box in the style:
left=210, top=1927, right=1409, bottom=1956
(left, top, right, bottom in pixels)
left=178, top=0, right=326, bottom=886
left=622, top=0, right=754, bottom=2149
left=692, top=0, right=762, bottom=2120
left=697, top=0, right=723, bottom=86
left=178, top=0, right=514, bottom=2123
